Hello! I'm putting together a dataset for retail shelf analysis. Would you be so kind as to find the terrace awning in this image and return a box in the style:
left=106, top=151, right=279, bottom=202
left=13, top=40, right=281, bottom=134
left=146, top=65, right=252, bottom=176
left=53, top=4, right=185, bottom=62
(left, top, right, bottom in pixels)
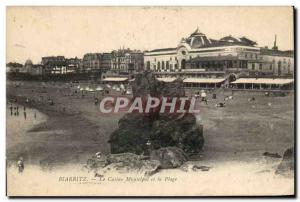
left=183, top=78, right=226, bottom=84
left=157, top=77, right=177, bottom=82
left=102, top=77, right=128, bottom=82
left=231, top=78, right=294, bottom=85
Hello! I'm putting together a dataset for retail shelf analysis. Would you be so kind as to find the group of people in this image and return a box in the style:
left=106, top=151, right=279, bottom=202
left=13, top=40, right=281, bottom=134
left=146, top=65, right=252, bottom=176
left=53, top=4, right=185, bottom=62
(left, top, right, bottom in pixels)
left=193, top=89, right=236, bottom=108
left=8, top=102, right=37, bottom=121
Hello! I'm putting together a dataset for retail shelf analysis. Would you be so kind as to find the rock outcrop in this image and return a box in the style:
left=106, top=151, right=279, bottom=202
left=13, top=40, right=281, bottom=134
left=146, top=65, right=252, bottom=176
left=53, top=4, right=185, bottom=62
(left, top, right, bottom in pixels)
left=108, top=71, right=204, bottom=155
left=132, top=71, right=185, bottom=98
left=150, top=147, right=188, bottom=169
left=85, top=152, right=160, bottom=176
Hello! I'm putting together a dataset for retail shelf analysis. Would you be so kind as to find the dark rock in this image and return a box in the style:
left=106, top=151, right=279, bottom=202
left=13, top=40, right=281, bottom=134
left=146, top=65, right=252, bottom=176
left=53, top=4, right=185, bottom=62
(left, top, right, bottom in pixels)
left=263, top=152, right=282, bottom=158
left=109, top=113, right=204, bottom=154
left=132, top=71, right=185, bottom=98
left=276, top=148, right=294, bottom=176
left=150, top=147, right=188, bottom=169
left=108, top=71, right=204, bottom=155
left=109, top=114, right=152, bottom=154
left=150, top=113, right=204, bottom=153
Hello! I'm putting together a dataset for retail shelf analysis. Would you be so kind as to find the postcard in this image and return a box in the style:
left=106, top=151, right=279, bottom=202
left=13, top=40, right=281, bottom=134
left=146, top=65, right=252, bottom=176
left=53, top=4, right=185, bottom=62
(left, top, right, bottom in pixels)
left=6, top=6, right=295, bottom=196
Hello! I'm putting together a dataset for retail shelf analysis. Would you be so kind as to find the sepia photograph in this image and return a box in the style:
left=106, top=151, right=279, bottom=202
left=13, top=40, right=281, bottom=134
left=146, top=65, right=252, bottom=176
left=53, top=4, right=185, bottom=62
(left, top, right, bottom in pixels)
left=5, top=6, right=295, bottom=196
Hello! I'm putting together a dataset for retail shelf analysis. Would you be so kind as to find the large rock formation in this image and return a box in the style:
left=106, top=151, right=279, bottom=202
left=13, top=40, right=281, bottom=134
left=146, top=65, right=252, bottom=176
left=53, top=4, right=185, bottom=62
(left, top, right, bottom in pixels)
left=108, top=71, right=204, bottom=155
left=132, top=71, right=185, bottom=98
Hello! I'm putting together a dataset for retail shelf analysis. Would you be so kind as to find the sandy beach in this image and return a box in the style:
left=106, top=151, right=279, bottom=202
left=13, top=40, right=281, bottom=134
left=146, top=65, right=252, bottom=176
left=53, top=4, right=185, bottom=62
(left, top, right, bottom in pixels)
left=6, top=80, right=295, bottom=196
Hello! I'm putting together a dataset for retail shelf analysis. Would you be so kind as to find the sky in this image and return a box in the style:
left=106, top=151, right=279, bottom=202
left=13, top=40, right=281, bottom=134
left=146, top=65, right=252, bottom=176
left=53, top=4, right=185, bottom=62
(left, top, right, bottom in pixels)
left=6, top=6, right=294, bottom=64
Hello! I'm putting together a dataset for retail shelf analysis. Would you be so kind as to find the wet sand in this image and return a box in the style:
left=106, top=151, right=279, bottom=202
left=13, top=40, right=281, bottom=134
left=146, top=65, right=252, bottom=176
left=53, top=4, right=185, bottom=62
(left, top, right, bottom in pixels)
left=7, top=81, right=125, bottom=167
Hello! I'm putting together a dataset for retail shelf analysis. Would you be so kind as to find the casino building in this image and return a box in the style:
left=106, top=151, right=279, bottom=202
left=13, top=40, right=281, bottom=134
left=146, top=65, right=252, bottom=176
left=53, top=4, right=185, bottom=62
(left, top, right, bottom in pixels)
left=144, top=28, right=294, bottom=89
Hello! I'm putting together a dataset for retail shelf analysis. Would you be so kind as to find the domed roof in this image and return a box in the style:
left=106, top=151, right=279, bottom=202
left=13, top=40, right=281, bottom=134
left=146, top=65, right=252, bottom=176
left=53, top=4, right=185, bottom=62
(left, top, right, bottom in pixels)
left=190, top=27, right=205, bottom=37
left=220, top=35, right=241, bottom=43
left=25, top=59, right=33, bottom=66
left=220, top=35, right=257, bottom=46
left=185, top=27, right=212, bottom=48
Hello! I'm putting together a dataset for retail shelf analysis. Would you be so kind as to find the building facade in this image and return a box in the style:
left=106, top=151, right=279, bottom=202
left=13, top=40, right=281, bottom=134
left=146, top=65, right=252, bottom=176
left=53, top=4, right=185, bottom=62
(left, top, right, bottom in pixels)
left=100, top=53, right=112, bottom=72
left=41, top=56, right=66, bottom=74
left=6, top=62, right=24, bottom=73
left=66, top=57, right=82, bottom=73
left=144, top=28, right=294, bottom=87
left=144, top=28, right=261, bottom=83
left=82, top=53, right=112, bottom=73
left=111, top=48, right=144, bottom=74
left=247, top=36, right=294, bottom=77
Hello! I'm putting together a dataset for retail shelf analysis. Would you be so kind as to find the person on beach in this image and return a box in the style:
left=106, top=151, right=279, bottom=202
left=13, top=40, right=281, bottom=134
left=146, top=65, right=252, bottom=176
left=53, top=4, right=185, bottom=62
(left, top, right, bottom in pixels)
left=23, top=111, right=27, bottom=120
left=94, top=98, right=99, bottom=105
left=9, top=104, right=13, bottom=116
left=17, top=157, right=24, bottom=173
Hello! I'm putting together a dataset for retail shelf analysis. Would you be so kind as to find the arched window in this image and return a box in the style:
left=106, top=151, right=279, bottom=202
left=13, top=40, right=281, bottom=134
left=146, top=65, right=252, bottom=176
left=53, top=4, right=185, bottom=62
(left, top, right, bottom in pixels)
left=157, top=61, right=160, bottom=69
left=162, top=61, right=165, bottom=69
left=181, top=59, right=186, bottom=69
left=166, top=61, right=169, bottom=69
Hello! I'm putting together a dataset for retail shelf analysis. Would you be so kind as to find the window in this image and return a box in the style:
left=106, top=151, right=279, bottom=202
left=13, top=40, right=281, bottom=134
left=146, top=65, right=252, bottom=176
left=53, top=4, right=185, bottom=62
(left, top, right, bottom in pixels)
left=270, top=64, right=273, bottom=70
left=166, top=61, right=169, bottom=69
left=252, top=63, right=255, bottom=70
left=245, top=53, right=248, bottom=58
left=259, top=64, right=262, bottom=70
left=157, top=61, right=160, bottom=69
left=146, top=61, right=150, bottom=70
left=162, top=61, right=165, bottom=69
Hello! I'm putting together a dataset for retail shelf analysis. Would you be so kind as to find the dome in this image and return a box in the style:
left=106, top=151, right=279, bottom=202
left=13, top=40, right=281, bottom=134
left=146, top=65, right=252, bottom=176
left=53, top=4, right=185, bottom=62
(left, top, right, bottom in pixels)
left=190, top=27, right=205, bottom=37
left=220, top=35, right=241, bottom=43
left=25, top=59, right=33, bottom=66
left=220, top=35, right=257, bottom=46
left=185, top=27, right=212, bottom=48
